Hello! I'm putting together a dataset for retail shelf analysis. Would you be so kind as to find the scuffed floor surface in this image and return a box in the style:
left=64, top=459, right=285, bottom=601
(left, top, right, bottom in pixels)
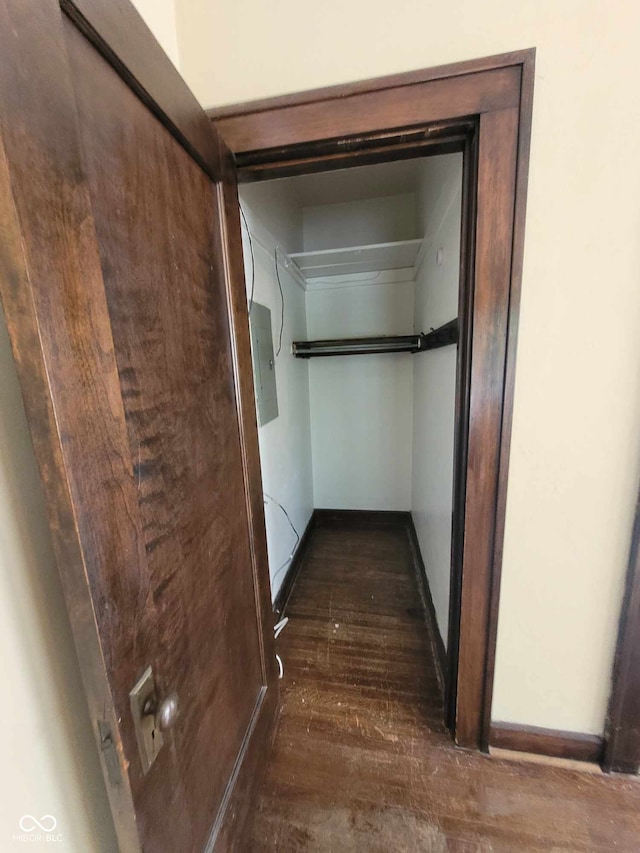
left=248, top=518, right=640, bottom=851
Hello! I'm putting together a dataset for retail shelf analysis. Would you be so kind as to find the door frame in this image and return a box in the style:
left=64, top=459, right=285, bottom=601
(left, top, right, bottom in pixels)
left=603, top=480, right=640, bottom=773
left=209, top=49, right=536, bottom=750
left=0, top=1, right=277, bottom=850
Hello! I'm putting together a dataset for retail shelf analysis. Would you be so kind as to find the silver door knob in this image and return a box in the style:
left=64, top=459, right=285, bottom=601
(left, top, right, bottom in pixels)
left=156, top=693, right=179, bottom=731
left=143, top=691, right=180, bottom=732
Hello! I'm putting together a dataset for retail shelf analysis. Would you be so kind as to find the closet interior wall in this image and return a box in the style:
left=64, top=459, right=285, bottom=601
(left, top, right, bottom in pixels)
left=239, top=154, right=463, bottom=624
left=412, top=155, right=463, bottom=647
left=305, top=192, right=416, bottom=512
left=239, top=182, right=314, bottom=602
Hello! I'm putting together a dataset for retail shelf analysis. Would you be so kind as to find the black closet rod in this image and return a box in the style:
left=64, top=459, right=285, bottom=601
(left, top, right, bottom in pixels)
left=292, top=318, right=458, bottom=358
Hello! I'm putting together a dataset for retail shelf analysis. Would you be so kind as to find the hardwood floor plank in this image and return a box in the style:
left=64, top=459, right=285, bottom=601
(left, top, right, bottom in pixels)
left=249, top=518, right=640, bottom=851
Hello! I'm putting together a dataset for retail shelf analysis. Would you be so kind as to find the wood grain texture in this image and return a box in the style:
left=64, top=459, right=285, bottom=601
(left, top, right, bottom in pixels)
left=216, top=137, right=278, bottom=690
left=236, top=128, right=467, bottom=183
left=447, top=129, right=478, bottom=732
left=0, top=1, right=277, bottom=849
left=603, top=484, right=640, bottom=773
left=61, top=0, right=221, bottom=179
left=456, top=107, right=519, bottom=750
left=249, top=518, right=640, bottom=851
left=482, top=48, right=537, bottom=744
left=205, top=685, right=279, bottom=852
left=211, top=66, right=520, bottom=156
left=207, top=139, right=281, bottom=851
left=491, top=722, right=604, bottom=764
left=0, top=2, right=142, bottom=847
left=64, top=20, right=264, bottom=849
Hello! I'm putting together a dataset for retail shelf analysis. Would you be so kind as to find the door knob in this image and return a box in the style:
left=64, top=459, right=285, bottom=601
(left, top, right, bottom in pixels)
left=129, top=667, right=174, bottom=773
left=156, top=693, right=180, bottom=731
left=143, top=691, right=180, bottom=732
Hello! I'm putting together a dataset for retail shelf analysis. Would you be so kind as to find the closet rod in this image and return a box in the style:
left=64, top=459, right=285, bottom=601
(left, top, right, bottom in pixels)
left=292, top=318, right=458, bottom=358
left=420, top=318, right=459, bottom=351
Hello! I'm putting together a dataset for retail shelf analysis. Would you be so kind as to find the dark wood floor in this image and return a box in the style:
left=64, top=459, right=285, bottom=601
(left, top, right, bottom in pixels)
left=249, top=517, right=640, bottom=851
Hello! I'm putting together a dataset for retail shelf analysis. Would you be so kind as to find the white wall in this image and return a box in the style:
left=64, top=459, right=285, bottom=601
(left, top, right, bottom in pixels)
left=238, top=188, right=314, bottom=602
left=302, top=193, right=417, bottom=251
left=306, top=280, right=414, bottom=510
left=303, top=194, right=416, bottom=511
left=174, top=0, right=640, bottom=736
left=241, top=180, right=303, bottom=254
left=411, top=154, right=463, bottom=648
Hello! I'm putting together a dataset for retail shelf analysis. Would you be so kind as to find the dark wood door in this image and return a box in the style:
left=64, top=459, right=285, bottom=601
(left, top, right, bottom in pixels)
left=0, top=1, right=276, bottom=850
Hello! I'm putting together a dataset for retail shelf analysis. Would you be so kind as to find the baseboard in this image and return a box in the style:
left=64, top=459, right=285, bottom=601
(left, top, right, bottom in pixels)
left=273, top=510, right=317, bottom=617
left=272, top=509, right=415, bottom=616
left=490, top=722, right=604, bottom=764
left=314, top=508, right=412, bottom=527
left=405, top=515, right=448, bottom=694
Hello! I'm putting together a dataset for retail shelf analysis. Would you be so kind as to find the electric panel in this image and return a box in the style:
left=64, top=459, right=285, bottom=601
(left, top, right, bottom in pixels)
left=250, top=302, right=279, bottom=426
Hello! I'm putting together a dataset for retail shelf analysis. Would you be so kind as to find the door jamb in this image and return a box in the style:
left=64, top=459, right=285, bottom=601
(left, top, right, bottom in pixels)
left=603, top=481, right=640, bottom=773
left=209, top=49, right=536, bottom=751
left=445, top=128, right=478, bottom=732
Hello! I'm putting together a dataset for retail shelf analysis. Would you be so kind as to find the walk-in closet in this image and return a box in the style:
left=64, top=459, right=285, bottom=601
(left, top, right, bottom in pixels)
left=240, top=153, right=463, bottom=671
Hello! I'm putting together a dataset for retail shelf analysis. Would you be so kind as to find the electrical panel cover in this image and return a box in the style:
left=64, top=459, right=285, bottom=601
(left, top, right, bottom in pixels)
left=249, top=302, right=279, bottom=426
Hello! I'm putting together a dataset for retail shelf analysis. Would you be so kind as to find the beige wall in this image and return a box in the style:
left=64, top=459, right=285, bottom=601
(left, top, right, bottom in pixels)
left=173, top=0, right=640, bottom=734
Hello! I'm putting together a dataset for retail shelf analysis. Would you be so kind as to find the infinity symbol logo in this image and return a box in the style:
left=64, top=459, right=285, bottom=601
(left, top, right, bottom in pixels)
left=19, top=815, right=57, bottom=832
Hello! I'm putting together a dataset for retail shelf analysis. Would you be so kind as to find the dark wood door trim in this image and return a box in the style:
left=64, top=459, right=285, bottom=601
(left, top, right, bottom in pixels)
left=482, top=50, right=536, bottom=739
left=455, top=105, right=519, bottom=748
left=233, top=124, right=470, bottom=183
left=446, top=129, right=477, bottom=732
left=603, top=482, right=640, bottom=773
left=210, top=49, right=536, bottom=752
left=210, top=66, right=519, bottom=158
left=216, top=142, right=278, bottom=691
left=491, top=722, right=605, bottom=764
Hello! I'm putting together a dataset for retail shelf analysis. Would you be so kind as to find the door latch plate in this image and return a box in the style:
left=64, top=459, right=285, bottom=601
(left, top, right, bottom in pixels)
left=129, top=666, right=164, bottom=774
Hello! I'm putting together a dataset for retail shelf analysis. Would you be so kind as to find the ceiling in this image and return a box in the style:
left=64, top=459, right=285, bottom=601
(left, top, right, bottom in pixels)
left=267, top=157, right=430, bottom=208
